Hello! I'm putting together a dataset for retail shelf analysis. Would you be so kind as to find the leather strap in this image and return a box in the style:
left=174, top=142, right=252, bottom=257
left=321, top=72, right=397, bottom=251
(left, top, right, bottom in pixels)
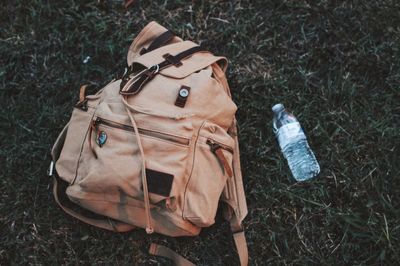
left=74, top=85, right=89, bottom=111
left=120, top=46, right=207, bottom=95
left=233, top=231, right=248, bottom=266
left=212, top=62, right=249, bottom=266
left=140, top=30, right=175, bottom=55
left=78, top=84, right=87, bottom=103
left=231, top=220, right=249, bottom=266
left=149, top=221, right=248, bottom=266
left=52, top=175, right=134, bottom=232
left=121, top=67, right=158, bottom=95
left=149, top=243, right=195, bottom=266
left=214, top=148, right=233, bottom=177
left=157, top=46, right=206, bottom=70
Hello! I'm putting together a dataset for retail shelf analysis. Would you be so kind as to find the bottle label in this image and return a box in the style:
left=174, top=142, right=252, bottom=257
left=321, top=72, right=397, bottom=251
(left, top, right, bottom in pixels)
left=277, top=122, right=306, bottom=150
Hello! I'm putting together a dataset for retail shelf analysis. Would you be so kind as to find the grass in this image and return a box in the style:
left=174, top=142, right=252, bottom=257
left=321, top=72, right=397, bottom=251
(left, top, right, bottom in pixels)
left=1, top=0, right=399, bottom=265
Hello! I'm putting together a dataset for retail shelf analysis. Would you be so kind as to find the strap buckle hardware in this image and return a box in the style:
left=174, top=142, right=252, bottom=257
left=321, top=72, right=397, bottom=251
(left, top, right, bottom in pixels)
left=121, top=65, right=132, bottom=82
left=163, top=53, right=182, bottom=67
left=175, top=85, right=190, bottom=108
left=231, top=223, right=244, bottom=234
left=148, top=64, right=160, bottom=75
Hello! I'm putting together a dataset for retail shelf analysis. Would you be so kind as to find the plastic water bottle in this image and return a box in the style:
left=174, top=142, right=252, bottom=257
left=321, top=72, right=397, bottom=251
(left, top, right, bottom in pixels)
left=272, top=103, right=320, bottom=181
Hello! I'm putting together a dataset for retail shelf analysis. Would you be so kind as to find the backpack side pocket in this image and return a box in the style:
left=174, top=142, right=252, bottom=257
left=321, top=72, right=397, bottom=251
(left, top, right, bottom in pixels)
left=183, top=121, right=235, bottom=227
left=56, top=95, right=99, bottom=184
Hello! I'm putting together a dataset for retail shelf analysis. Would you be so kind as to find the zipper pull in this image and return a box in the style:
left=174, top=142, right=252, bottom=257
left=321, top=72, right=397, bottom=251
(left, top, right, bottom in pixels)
left=91, top=118, right=99, bottom=136
left=207, top=139, right=233, bottom=177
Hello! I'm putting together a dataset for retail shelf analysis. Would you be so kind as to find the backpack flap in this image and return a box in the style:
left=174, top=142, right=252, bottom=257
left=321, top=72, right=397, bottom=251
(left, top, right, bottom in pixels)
left=132, top=40, right=227, bottom=79
left=122, top=39, right=236, bottom=131
left=127, top=21, right=183, bottom=66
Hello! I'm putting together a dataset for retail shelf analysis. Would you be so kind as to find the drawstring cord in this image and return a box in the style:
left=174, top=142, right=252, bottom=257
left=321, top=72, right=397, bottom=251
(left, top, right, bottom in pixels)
left=87, top=96, right=154, bottom=233
left=119, top=77, right=195, bottom=234
left=123, top=95, right=154, bottom=234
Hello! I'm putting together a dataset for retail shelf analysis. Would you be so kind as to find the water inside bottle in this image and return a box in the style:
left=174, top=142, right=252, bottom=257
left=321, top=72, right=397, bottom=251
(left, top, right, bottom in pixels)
left=272, top=103, right=320, bottom=181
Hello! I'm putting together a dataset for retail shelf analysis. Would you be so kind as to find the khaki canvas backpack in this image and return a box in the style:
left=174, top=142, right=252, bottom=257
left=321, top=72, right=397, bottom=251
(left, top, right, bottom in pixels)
left=49, top=21, right=248, bottom=265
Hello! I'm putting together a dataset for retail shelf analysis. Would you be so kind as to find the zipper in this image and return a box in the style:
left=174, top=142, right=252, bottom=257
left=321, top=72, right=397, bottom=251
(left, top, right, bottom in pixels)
left=93, top=117, right=190, bottom=146
left=206, top=139, right=234, bottom=177
left=206, top=139, right=234, bottom=154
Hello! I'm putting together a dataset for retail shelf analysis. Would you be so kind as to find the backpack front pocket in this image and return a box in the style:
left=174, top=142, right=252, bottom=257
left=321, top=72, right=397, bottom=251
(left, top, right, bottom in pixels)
left=56, top=97, right=99, bottom=184
left=74, top=113, right=192, bottom=206
left=183, top=121, right=235, bottom=227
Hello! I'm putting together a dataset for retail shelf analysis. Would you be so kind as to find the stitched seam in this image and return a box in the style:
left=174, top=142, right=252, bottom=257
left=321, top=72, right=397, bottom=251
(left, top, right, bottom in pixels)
left=232, top=133, right=242, bottom=218
left=70, top=101, right=100, bottom=185
left=68, top=194, right=157, bottom=209
left=71, top=110, right=97, bottom=185
left=182, top=121, right=206, bottom=220
left=97, top=123, right=191, bottom=148
left=70, top=193, right=199, bottom=235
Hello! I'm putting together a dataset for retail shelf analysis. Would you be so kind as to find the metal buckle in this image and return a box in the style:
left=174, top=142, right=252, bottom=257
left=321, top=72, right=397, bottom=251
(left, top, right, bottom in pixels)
left=122, top=67, right=128, bottom=77
left=119, top=64, right=160, bottom=95
left=120, top=65, right=134, bottom=83
left=148, top=64, right=160, bottom=74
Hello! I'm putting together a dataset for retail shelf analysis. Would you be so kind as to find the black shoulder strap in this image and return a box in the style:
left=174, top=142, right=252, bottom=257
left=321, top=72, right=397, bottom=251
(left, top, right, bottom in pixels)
left=140, top=30, right=175, bottom=55
left=120, top=46, right=207, bottom=95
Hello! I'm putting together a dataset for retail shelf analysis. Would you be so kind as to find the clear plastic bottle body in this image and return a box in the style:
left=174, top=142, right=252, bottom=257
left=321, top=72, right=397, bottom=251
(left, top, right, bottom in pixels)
left=272, top=104, right=320, bottom=181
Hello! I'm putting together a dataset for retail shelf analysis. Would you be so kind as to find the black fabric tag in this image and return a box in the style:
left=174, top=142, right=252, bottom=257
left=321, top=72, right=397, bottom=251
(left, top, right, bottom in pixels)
left=146, top=168, right=174, bottom=197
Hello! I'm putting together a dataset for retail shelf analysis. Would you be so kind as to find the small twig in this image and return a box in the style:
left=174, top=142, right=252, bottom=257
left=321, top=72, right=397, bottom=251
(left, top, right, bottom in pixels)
left=330, top=230, right=347, bottom=255
left=383, top=214, right=391, bottom=247
left=18, top=122, right=33, bottom=133
left=124, top=0, right=135, bottom=8
left=295, top=223, right=314, bottom=256
left=361, top=167, right=377, bottom=184
left=209, top=17, right=230, bottom=24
